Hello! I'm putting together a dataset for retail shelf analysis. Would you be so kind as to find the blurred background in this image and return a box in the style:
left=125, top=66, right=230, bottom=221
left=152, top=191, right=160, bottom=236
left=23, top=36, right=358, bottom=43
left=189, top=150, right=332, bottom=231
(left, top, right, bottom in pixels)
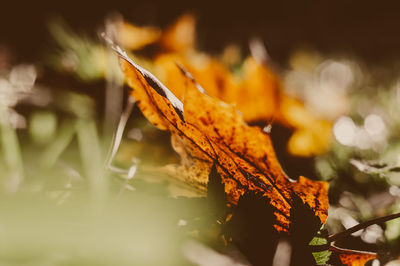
left=2, top=1, right=400, bottom=265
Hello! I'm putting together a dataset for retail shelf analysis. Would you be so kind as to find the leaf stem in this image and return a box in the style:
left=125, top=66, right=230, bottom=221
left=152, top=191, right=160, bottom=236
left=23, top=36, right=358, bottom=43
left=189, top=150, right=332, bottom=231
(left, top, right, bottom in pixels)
left=328, top=212, right=400, bottom=243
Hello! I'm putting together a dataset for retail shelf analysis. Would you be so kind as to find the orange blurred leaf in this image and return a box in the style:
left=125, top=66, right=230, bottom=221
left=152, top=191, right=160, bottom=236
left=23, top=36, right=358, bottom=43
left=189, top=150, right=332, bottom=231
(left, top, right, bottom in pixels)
left=160, top=13, right=196, bottom=53
left=117, top=22, right=161, bottom=50
left=280, top=96, right=332, bottom=156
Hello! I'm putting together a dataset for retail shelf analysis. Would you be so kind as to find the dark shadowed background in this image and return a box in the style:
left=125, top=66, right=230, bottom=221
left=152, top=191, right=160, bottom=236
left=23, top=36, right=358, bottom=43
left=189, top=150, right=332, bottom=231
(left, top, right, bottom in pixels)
left=1, top=0, right=400, bottom=65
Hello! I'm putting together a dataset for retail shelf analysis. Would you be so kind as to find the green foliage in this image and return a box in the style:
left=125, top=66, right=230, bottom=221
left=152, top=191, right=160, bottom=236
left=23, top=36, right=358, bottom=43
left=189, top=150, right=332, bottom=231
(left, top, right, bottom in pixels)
left=309, top=234, right=332, bottom=265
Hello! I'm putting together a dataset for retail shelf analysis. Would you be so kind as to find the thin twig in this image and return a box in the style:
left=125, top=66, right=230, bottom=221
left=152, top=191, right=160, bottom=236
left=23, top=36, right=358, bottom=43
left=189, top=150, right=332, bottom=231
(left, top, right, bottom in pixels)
left=249, top=37, right=270, bottom=65
left=328, top=212, right=400, bottom=243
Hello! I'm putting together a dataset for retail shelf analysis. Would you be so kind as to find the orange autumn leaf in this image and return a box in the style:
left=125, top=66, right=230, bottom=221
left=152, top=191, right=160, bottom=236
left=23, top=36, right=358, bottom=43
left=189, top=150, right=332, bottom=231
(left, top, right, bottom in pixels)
left=156, top=53, right=240, bottom=104
left=168, top=53, right=333, bottom=157
left=116, top=47, right=215, bottom=192
left=330, top=246, right=378, bottom=266
left=119, top=14, right=332, bottom=157
left=176, top=54, right=332, bottom=157
left=155, top=54, right=280, bottom=122
left=156, top=23, right=330, bottom=156
left=237, top=57, right=281, bottom=122
left=114, top=44, right=329, bottom=234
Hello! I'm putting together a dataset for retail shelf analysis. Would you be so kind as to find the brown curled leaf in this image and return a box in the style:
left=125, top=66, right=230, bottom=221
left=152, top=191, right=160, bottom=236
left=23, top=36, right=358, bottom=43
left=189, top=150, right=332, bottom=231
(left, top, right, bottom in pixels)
left=115, top=46, right=329, bottom=235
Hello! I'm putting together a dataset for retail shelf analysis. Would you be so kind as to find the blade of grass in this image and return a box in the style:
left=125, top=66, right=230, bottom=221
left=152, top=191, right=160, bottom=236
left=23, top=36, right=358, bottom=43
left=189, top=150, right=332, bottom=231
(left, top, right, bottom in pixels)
left=40, top=118, right=77, bottom=168
left=76, top=118, right=106, bottom=201
left=105, top=96, right=136, bottom=173
left=0, top=110, right=24, bottom=193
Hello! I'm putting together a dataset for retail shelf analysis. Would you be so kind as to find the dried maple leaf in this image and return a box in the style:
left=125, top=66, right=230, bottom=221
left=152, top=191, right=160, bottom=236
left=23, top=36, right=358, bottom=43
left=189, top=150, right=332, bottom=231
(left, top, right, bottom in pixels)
left=114, top=44, right=329, bottom=235
left=329, top=246, right=377, bottom=266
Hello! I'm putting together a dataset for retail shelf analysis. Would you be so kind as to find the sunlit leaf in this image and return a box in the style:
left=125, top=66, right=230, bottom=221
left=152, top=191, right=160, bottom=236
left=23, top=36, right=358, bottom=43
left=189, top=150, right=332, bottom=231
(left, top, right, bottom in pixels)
left=309, top=234, right=332, bottom=265
left=115, top=46, right=329, bottom=236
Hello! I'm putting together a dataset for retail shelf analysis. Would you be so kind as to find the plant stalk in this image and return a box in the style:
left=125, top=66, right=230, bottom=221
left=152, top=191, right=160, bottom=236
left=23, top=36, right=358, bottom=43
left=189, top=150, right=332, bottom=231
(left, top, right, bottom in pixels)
left=328, top=212, right=400, bottom=243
